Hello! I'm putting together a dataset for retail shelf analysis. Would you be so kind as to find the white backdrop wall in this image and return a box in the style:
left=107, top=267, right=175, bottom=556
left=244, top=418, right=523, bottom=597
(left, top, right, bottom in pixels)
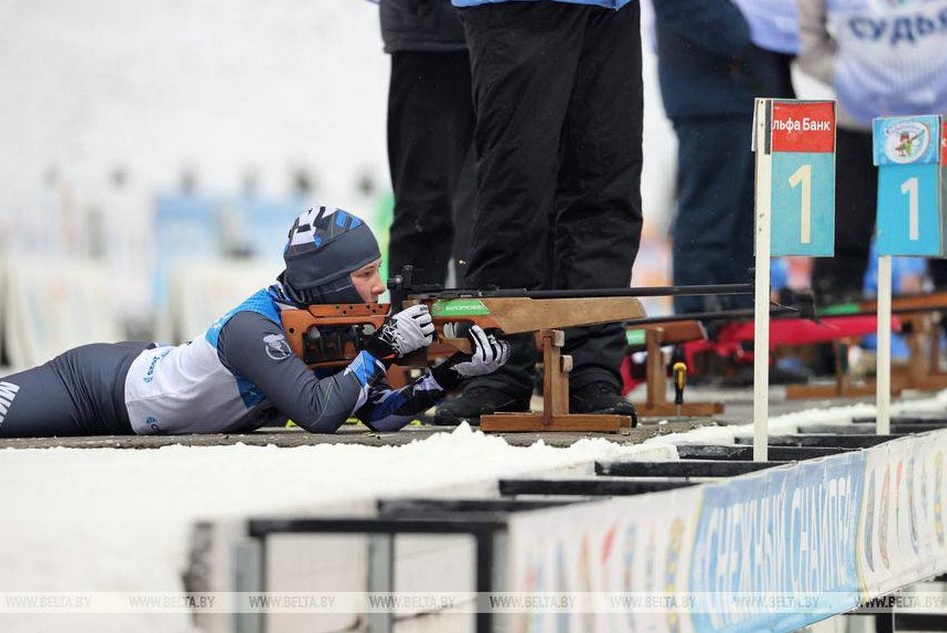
left=0, top=0, right=681, bottom=357
left=0, top=0, right=392, bottom=215
left=0, top=0, right=677, bottom=249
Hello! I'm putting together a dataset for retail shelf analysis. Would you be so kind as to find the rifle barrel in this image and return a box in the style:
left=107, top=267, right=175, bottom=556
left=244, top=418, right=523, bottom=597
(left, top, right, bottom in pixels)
left=623, top=304, right=798, bottom=326
left=407, top=283, right=755, bottom=300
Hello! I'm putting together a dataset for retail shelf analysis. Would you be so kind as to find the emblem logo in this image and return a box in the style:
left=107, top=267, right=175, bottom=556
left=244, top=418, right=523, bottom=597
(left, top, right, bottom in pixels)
left=883, top=120, right=931, bottom=164
left=264, top=334, right=292, bottom=360
left=431, top=299, right=490, bottom=317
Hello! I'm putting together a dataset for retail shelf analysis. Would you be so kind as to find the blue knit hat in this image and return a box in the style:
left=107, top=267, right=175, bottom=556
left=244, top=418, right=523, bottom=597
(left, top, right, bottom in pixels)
left=280, top=206, right=381, bottom=305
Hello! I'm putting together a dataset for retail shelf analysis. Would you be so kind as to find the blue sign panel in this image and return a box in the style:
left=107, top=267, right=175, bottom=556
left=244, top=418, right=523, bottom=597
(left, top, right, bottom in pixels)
left=772, top=152, right=836, bottom=256
left=877, top=164, right=943, bottom=256
left=873, top=116, right=946, bottom=256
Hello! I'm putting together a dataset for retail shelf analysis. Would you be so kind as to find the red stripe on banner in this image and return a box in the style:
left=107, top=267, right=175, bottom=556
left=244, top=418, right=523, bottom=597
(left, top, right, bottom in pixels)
left=771, top=101, right=836, bottom=153
left=941, top=120, right=947, bottom=166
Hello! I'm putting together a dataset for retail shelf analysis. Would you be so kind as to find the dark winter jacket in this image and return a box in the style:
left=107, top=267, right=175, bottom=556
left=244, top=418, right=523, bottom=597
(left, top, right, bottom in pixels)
left=654, top=0, right=794, bottom=119
left=380, top=0, right=466, bottom=53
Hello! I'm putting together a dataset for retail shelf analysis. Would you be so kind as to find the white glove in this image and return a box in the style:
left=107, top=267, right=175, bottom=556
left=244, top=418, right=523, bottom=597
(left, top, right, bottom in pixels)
left=432, top=325, right=510, bottom=389
left=366, top=304, right=435, bottom=360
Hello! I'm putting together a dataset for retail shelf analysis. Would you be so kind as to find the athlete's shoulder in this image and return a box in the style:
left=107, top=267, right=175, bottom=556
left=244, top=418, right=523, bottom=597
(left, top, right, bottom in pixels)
left=206, top=288, right=282, bottom=346
left=231, top=288, right=281, bottom=323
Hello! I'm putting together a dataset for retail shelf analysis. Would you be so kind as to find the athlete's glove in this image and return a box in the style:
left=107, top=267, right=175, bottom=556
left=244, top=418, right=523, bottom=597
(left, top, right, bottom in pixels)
left=432, top=325, right=511, bottom=390
left=365, top=304, right=435, bottom=361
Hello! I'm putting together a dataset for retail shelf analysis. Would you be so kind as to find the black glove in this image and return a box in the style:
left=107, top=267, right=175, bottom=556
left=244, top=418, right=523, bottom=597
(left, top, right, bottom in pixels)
left=431, top=325, right=511, bottom=390
left=365, top=304, right=435, bottom=361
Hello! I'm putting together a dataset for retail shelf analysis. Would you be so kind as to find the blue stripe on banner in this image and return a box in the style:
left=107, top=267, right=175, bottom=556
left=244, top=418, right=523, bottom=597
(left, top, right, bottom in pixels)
left=689, top=452, right=866, bottom=632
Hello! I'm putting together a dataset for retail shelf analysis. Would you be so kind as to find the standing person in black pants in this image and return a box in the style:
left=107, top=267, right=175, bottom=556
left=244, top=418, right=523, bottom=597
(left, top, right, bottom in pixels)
left=380, top=0, right=477, bottom=301
left=653, top=0, right=797, bottom=316
left=433, top=0, right=643, bottom=425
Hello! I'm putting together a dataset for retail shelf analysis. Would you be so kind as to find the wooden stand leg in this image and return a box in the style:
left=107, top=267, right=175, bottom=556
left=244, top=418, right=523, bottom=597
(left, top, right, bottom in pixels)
left=929, top=313, right=942, bottom=375
left=785, top=338, right=910, bottom=399
left=900, top=314, right=947, bottom=391
left=634, top=329, right=724, bottom=418
left=481, top=329, right=631, bottom=433
left=785, top=340, right=880, bottom=398
left=645, top=328, right=666, bottom=411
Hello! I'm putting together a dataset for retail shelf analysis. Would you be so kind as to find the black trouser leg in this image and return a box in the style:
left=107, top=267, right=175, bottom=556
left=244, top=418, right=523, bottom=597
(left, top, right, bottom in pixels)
left=451, top=144, right=477, bottom=286
left=386, top=50, right=475, bottom=300
left=554, top=3, right=643, bottom=388
left=0, top=342, right=145, bottom=437
left=460, top=2, right=643, bottom=393
left=461, top=3, right=582, bottom=291
left=460, top=3, right=583, bottom=395
left=670, top=116, right=755, bottom=314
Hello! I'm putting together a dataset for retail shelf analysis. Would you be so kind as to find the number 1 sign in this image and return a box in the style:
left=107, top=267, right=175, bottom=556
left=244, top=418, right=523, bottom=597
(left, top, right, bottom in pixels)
left=750, top=98, right=836, bottom=460
left=767, top=100, right=837, bottom=256
left=873, top=115, right=945, bottom=256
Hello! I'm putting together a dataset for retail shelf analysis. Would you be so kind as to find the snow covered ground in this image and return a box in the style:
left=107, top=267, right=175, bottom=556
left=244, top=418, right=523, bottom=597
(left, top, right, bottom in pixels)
left=3, top=391, right=947, bottom=633
left=0, top=425, right=672, bottom=633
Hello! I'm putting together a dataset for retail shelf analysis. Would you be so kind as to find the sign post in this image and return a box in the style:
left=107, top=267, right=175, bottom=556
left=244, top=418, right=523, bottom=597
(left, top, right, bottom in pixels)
left=753, top=99, right=836, bottom=461
left=872, top=115, right=946, bottom=434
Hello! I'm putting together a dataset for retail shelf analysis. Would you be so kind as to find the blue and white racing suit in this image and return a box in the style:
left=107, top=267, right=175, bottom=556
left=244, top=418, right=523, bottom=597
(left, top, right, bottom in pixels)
left=0, top=287, right=447, bottom=437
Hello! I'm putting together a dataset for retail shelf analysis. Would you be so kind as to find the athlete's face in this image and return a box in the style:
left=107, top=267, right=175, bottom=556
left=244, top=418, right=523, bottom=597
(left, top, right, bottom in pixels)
left=351, top=258, right=385, bottom=303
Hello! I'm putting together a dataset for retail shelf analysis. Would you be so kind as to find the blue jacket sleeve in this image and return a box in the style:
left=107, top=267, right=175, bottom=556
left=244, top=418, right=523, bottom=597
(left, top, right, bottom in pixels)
left=356, top=372, right=448, bottom=432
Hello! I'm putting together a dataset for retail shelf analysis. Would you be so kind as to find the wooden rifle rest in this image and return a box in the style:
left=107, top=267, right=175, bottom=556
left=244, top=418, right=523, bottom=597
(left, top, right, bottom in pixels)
left=627, top=321, right=724, bottom=417
left=481, top=329, right=631, bottom=433
left=785, top=312, right=947, bottom=399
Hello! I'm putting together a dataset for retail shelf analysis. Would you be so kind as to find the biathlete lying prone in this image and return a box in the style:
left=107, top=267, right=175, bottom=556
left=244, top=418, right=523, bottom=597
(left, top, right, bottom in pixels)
left=0, top=207, right=510, bottom=437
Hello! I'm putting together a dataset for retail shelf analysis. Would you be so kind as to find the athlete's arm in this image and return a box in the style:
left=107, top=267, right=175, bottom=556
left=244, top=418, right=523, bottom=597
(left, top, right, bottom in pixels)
left=216, top=311, right=385, bottom=433
left=357, top=326, right=510, bottom=432
left=356, top=373, right=447, bottom=432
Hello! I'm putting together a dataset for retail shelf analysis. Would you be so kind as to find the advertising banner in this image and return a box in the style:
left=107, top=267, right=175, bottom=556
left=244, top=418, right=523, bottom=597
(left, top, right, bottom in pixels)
left=689, top=452, right=865, bottom=633
left=507, top=487, right=702, bottom=633
left=505, top=436, right=947, bottom=633
left=858, top=431, right=947, bottom=598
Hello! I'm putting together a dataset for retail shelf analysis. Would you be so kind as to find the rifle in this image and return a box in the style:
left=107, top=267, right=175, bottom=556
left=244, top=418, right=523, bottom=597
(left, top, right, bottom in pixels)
left=672, top=289, right=947, bottom=399
left=281, top=292, right=655, bottom=368
left=280, top=267, right=756, bottom=368
left=818, top=290, right=947, bottom=318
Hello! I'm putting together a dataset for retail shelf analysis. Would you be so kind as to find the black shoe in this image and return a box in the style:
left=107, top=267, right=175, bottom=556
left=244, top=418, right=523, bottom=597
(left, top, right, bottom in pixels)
left=570, top=381, right=638, bottom=426
left=431, top=386, right=531, bottom=426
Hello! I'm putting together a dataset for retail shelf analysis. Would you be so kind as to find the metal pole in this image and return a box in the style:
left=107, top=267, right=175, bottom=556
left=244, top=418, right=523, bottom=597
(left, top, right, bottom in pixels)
left=233, top=537, right=264, bottom=633
left=367, top=534, right=394, bottom=633
left=753, top=97, right=772, bottom=463
left=876, top=255, right=892, bottom=435
left=475, top=529, right=494, bottom=633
